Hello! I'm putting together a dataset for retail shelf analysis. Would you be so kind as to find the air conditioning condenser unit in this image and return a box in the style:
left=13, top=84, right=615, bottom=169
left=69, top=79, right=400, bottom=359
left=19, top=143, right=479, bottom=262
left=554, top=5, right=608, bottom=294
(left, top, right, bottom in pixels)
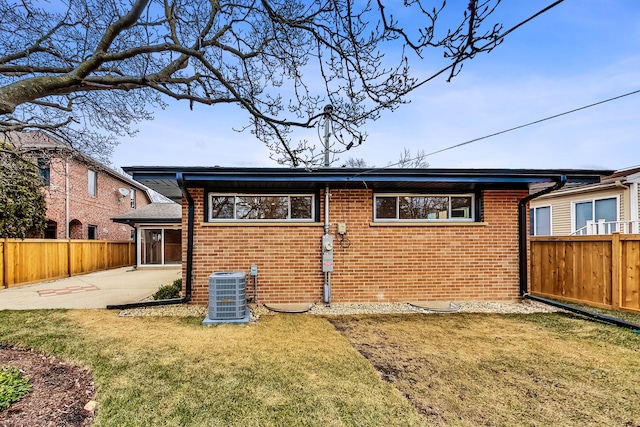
left=203, top=271, right=250, bottom=325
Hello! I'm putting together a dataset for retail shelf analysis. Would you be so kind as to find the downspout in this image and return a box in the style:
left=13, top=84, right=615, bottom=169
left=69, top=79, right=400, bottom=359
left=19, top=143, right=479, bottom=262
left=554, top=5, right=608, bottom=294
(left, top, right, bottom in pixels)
left=107, top=173, right=193, bottom=309
left=518, top=176, right=567, bottom=296
left=630, top=180, right=639, bottom=233
left=520, top=175, right=640, bottom=331
left=65, top=158, right=70, bottom=238
left=523, top=294, right=640, bottom=330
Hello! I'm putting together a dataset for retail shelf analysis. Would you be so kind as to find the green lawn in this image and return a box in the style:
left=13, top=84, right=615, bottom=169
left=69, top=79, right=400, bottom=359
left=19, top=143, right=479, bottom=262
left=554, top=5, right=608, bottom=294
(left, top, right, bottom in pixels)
left=0, top=310, right=423, bottom=426
left=0, top=309, right=639, bottom=426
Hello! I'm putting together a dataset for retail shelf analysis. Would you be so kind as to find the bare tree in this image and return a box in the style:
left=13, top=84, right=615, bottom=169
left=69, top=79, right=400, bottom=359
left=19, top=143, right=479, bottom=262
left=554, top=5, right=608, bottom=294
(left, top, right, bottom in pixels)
left=0, top=0, right=511, bottom=166
left=393, top=148, right=429, bottom=168
left=341, top=147, right=429, bottom=168
left=341, top=157, right=369, bottom=168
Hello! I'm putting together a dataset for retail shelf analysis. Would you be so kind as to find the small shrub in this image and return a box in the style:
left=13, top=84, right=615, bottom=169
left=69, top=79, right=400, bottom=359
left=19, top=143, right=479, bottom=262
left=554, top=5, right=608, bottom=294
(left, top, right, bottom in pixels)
left=153, top=279, right=182, bottom=300
left=0, top=366, right=32, bottom=411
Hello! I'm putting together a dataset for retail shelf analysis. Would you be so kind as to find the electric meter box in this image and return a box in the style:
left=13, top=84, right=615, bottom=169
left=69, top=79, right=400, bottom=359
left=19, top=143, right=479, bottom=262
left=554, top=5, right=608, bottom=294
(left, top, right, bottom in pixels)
left=322, top=234, right=334, bottom=272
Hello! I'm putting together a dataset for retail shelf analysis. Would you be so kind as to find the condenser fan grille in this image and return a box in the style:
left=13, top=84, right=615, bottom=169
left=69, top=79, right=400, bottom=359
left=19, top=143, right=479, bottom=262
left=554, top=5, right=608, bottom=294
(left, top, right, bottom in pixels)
left=208, top=272, right=247, bottom=320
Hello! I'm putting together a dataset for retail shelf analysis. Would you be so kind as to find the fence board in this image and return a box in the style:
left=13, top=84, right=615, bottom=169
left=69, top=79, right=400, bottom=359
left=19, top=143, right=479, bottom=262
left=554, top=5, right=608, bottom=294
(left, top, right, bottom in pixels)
left=531, top=235, right=640, bottom=314
left=1, top=239, right=134, bottom=288
left=622, top=239, right=640, bottom=310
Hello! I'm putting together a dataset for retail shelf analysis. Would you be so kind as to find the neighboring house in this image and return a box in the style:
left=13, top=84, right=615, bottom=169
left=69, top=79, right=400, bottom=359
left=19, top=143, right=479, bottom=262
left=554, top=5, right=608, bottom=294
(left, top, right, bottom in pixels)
left=2, top=131, right=152, bottom=240
left=529, top=166, right=640, bottom=236
left=112, top=202, right=182, bottom=267
left=123, top=167, right=608, bottom=305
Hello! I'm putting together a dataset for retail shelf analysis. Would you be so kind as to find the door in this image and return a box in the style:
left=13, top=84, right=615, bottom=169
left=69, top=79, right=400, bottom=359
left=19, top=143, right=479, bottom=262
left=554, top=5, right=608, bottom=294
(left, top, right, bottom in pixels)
left=141, top=229, right=162, bottom=265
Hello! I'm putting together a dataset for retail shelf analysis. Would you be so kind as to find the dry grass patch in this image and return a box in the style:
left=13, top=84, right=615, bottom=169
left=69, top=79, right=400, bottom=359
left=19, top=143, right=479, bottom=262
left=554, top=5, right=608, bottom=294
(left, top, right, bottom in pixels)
left=329, top=312, right=640, bottom=427
left=0, top=310, right=424, bottom=426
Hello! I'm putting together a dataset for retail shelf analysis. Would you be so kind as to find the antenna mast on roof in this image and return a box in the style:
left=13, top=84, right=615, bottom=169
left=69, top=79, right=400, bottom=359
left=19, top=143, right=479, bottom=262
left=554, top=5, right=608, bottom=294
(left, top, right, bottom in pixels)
left=323, top=104, right=333, bottom=168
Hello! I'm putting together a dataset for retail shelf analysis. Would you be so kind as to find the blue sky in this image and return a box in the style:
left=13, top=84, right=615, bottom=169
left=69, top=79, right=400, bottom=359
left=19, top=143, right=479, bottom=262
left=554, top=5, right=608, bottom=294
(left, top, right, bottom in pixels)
left=112, top=1, right=640, bottom=171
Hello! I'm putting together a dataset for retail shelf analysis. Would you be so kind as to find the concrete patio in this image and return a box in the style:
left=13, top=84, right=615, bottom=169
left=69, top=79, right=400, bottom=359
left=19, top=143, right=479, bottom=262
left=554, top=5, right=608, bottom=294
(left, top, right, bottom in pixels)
left=0, top=267, right=181, bottom=310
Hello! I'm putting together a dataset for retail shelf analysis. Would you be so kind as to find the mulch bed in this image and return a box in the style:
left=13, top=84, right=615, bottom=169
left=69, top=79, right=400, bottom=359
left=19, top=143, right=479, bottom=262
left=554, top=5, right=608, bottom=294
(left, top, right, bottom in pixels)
left=0, top=345, right=95, bottom=427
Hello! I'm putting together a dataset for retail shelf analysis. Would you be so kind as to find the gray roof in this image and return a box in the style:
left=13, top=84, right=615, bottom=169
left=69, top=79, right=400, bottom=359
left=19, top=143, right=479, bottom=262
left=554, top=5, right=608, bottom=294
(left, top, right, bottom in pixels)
left=112, top=203, right=181, bottom=225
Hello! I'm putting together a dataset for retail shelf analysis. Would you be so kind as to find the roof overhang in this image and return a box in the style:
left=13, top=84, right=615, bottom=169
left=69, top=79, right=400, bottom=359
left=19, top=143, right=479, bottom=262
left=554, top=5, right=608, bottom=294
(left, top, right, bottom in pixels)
left=123, top=167, right=613, bottom=203
left=111, top=202, right=182, bottom=225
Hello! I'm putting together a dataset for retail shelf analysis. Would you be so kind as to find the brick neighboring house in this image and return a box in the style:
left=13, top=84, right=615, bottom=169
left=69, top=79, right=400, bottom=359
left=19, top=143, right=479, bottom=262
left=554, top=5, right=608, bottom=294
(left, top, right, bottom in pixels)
left=123, top=167, right=609, bottom=305
left=3, top=131, right=152, bottom=240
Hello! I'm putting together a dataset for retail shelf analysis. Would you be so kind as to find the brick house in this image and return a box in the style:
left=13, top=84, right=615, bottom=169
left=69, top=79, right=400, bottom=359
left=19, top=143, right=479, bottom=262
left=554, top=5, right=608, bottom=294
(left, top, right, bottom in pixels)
left=123, top=167, right=608, bottom=305
left=3, top=131, right=151, bottom=240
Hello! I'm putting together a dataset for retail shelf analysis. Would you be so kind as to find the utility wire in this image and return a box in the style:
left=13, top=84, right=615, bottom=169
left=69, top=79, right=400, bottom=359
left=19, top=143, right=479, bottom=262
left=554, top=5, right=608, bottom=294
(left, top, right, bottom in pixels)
left=358, top=88, right=640, bottom=173
left=411, top=0, right=567, bottom=91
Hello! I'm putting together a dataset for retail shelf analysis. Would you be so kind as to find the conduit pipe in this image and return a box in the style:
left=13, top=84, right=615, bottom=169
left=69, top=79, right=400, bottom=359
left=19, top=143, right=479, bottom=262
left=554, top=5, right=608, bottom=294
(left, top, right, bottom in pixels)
left=323, top=185, right=332, bottom=304
left=107, top=173, right=193, bottom=309
left=519, top=175, right=640, bottom=331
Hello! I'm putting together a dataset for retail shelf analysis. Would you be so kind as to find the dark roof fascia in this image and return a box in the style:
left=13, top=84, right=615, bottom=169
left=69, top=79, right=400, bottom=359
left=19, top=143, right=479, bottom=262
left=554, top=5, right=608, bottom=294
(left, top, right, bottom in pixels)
left=124, top=167, right=612, bottom=186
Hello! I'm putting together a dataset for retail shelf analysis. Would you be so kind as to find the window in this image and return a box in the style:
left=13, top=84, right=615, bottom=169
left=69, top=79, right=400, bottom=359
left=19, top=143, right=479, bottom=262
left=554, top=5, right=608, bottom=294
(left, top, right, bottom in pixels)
left=374, top=194, right=474, bottom=221
left=130, top=189, right=136, bottom=208
left=208, top=193, right=314, bottom=221
left=573, top=197, right=618, bottom=233
left=530, top=206, right=551, bottom=236
left=88, top=225, right=97, bottom=240
left=88, top=169, right=97, bottom=196
left=44, top=220, right=57, bottom=239
left=37, top=158, right=50, bottom=186
left=139, top=227, right=182, bottom=265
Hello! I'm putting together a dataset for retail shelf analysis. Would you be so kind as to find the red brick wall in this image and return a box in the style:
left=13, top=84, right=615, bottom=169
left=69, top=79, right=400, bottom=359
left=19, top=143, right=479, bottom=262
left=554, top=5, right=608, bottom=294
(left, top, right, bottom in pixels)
left=184, top=188, right=527, bottom=304
left=43, top=157, right=150, bottom=240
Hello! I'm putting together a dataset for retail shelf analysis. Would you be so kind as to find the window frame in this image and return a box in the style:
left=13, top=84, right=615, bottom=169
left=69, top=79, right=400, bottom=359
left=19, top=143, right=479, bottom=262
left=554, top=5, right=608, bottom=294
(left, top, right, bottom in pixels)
left=87, top=224, right=97, bottom=240
left=570, top=195, right=620, bottom=234
left=530, top=205, right=552, bottom=236
left=207, top=192, right=316, bottom=222
left=88, top=169, right=97, bottom=196
left=130, top=189, right=136, bottom=209
left=373, top=193, right=476, bottom=222
left=37, top=158, right=50, bottom=186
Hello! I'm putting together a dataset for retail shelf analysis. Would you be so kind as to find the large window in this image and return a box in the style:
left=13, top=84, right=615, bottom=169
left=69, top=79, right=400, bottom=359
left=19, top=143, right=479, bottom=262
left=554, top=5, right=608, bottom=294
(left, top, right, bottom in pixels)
left=88, top=169, right=97, bottom=196
left=530, top=206, right=551, bottom=236
left=573, top=197, right=618, bottom=233
left=139, top=227, right=181, bottom=265
left=208, top=193, right=314, bottom=221
left=374, top=194, right=474, bottom=221
left=37, top=158, right=50, bottom=186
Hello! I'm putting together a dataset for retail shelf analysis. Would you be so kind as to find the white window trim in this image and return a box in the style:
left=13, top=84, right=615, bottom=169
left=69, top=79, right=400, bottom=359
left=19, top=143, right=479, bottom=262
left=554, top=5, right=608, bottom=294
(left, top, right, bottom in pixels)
left=570, top=195, right=620, bottom=234
left=530, top=205, right=552, bottom=236
left=373, top=193, right=475, bottom=222
left=207, top=193, right=315, bottom=222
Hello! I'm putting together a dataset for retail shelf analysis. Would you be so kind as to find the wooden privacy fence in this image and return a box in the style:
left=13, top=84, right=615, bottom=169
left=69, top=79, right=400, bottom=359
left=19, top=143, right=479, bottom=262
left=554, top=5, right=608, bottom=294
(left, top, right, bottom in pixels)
left=530, top=234, right=640, bottom=314
left=1, top=238, right=135, bottom=288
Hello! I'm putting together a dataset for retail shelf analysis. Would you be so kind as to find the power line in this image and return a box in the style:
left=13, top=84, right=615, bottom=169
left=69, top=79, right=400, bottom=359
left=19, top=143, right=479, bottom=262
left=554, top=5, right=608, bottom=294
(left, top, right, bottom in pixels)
left=411, top=0, right=567, bottom=91
left=363, top=88, right=640, bottom=172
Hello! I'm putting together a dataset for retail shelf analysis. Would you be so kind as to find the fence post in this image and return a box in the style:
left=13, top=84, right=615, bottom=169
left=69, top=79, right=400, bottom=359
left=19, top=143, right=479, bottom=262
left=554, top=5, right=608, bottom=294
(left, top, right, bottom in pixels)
left=2, top=238, right=7, bottom=289
left=67, top=239, right=72, bottom=278
left=611, top=232, right=622, bottom=310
